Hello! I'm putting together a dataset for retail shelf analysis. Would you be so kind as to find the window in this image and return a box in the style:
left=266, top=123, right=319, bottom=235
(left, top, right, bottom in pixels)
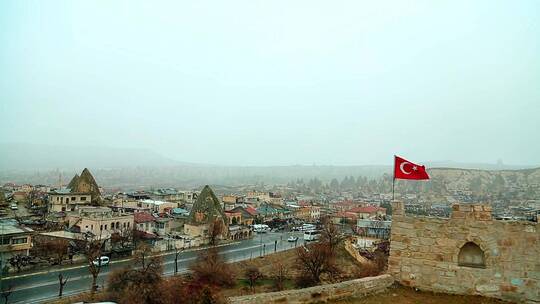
left=100, top=225, right=103, bottom=231
left=458, top=242, right=486, bottom=268
left=81, top=196, right=87, bottom=201
left=56, top=197, right=59, bottom=202
left=1, top=238, right=10, bottom=245
left=123, top=222, right=126, bottom=228
left=71, top=197, right=76, bottom=201
left=66, top=198, right=69, bottom=203
left=127, top=222, right=130, bottom=228
left=12, top=237, right=27, bottom=244
left=105, top=224, right=108, bottom=230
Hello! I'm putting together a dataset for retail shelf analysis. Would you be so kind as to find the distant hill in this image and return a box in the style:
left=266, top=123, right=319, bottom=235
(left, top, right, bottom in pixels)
left=0, top=143, right=537, bottom=192
left=0, top=143, right=183, bottom=170
left=426, top=161, right=536, bottom=171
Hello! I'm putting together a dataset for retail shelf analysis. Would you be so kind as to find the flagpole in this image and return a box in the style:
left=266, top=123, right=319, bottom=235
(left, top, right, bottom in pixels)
left=392, top=155, right=395, bottom=201
left=392, top=179, right=395, bottom=201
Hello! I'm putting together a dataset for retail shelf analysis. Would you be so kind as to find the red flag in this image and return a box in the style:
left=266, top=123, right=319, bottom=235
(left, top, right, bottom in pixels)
left=394, top=156, right=430, bottom=180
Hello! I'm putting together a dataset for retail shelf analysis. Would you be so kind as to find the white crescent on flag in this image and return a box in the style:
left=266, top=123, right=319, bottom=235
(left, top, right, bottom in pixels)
left=399, top=161, right=411, bottom=174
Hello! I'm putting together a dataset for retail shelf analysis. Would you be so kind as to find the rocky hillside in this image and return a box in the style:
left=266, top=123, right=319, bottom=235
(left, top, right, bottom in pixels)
left=429, top=167, right=540, bottom=191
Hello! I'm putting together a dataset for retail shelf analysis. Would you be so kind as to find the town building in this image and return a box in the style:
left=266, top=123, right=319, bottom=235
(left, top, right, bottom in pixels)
left=356, top=219, right=391, bottom=239
left=222, top=194, right=245, bottom=211
left=134, top=212, right=156, bottom=237
left=67, top=206, right=134, bottom=236
left=48, top=168, right=101, bottom=212
left=346, top=206, right=386, bottom=219
left=0, top=219, right=34, bottom=260
left=138, top=199, right=177, bottom=214
left=310, top=205, right=321, bottom=221
left=229, top=206, right=255, bottom=226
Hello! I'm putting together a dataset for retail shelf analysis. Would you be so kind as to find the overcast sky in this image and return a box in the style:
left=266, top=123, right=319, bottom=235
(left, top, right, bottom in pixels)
left=1, top=1, right=539, bottom=166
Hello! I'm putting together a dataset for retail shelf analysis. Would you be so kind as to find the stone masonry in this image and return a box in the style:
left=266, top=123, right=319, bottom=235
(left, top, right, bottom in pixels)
left=389, top=201, right=539, bottom=303
left=229, top=274, right=393, bottom=304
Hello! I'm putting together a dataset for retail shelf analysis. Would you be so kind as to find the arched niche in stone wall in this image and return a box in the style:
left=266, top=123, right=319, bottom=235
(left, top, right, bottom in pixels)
left=458, top=242, right=486, bottom=268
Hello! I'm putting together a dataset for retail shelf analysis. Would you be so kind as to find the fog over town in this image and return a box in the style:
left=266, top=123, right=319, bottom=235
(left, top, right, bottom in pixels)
left=0, top=1, right=539, bottom=304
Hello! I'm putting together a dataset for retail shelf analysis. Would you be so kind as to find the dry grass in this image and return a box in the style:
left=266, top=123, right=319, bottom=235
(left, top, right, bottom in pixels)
left=331, top=284, right=509, bottom=304
left=221, top=243, right=367, bottom=297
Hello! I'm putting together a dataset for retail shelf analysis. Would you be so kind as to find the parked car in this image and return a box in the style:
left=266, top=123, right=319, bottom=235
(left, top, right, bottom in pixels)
left=10, top=204, right=18, bottom=210
left=287, top=236, right=299, bottom=242
left=92, top=256, right=110, bottom=266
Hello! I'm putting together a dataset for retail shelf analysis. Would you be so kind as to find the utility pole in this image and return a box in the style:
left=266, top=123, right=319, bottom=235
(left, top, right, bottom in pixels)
left=259, top=230, right=263, bottom=256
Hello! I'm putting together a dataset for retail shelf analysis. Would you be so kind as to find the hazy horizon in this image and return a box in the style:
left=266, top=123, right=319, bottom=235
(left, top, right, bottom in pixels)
left=2, top=1, right=539, bottom=167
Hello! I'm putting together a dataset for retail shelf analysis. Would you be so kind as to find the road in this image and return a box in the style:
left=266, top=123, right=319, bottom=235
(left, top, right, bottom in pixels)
left=1, top=231, right=305, bottom=304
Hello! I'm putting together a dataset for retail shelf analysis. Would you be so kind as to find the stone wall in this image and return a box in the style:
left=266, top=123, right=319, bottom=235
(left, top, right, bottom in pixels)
left=388, top=201, right=539, bottom=303
left=344, top=238, right=370, bottom=264
left=229, top=274, right=393, bottom=304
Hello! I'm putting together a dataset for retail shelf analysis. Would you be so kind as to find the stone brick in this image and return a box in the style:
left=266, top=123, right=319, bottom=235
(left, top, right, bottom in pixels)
left=476, top=284, right=500, bottom=293
left=460, top=205, right=472, bottom=212
left=389, top=203, right=539, bottom=303
left=451, top=211, right=466, bottom=219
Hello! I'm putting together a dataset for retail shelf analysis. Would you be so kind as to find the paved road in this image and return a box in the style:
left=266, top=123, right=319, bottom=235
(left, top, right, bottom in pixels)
left=1, top=231, right=305, bottom=304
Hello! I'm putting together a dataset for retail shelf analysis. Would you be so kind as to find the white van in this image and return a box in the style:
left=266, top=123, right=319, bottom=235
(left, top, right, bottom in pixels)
left=253, top=224, right=270, bottom=233
left=303, top=230, right=320, bottom=241
left=92, top=256, right=110, bottom=266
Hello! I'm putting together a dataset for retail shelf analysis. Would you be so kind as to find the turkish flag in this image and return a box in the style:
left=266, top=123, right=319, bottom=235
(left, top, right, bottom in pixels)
left=394, top=156, right=430, bottom=180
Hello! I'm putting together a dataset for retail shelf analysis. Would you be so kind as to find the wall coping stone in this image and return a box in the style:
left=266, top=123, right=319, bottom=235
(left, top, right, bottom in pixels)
left=229, top=274, right=393, bottom=304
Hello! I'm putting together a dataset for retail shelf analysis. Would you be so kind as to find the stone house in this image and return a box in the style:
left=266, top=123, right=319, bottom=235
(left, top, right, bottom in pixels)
left=67, top=206, right=134, bottom=236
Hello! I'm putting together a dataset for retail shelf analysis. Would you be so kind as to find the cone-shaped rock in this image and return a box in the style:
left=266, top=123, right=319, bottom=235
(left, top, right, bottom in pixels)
left=189, top=185, right=226, bottom=225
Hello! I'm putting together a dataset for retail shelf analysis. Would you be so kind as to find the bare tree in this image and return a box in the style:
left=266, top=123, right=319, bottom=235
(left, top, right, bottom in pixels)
left=111, top=227, right=133, bottom=250
left=0, top=285, right=12, bottom=304
left=133, top=243, right=157, bottom=270
left=174, top=246, right=183, bottom=275
left=107, top=244, right=163, bottom=304
left=189, top=247, right=235, bottom=287
left=244, top=266, right=263, bottom=292
left=82, top=232, right=107, bottom=294
left=295, top=243, right=338, bottom=287
left=319, top=217, right=343, bottom=252
left=272, top=262, right=288, bottom=291
left=32, top=238, right=69, bottom=265
left=51, top=239, right=69, bottom=265
left=58, top=273, right=68, bottom=297
left=208, top=218, right=224, bottom=247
